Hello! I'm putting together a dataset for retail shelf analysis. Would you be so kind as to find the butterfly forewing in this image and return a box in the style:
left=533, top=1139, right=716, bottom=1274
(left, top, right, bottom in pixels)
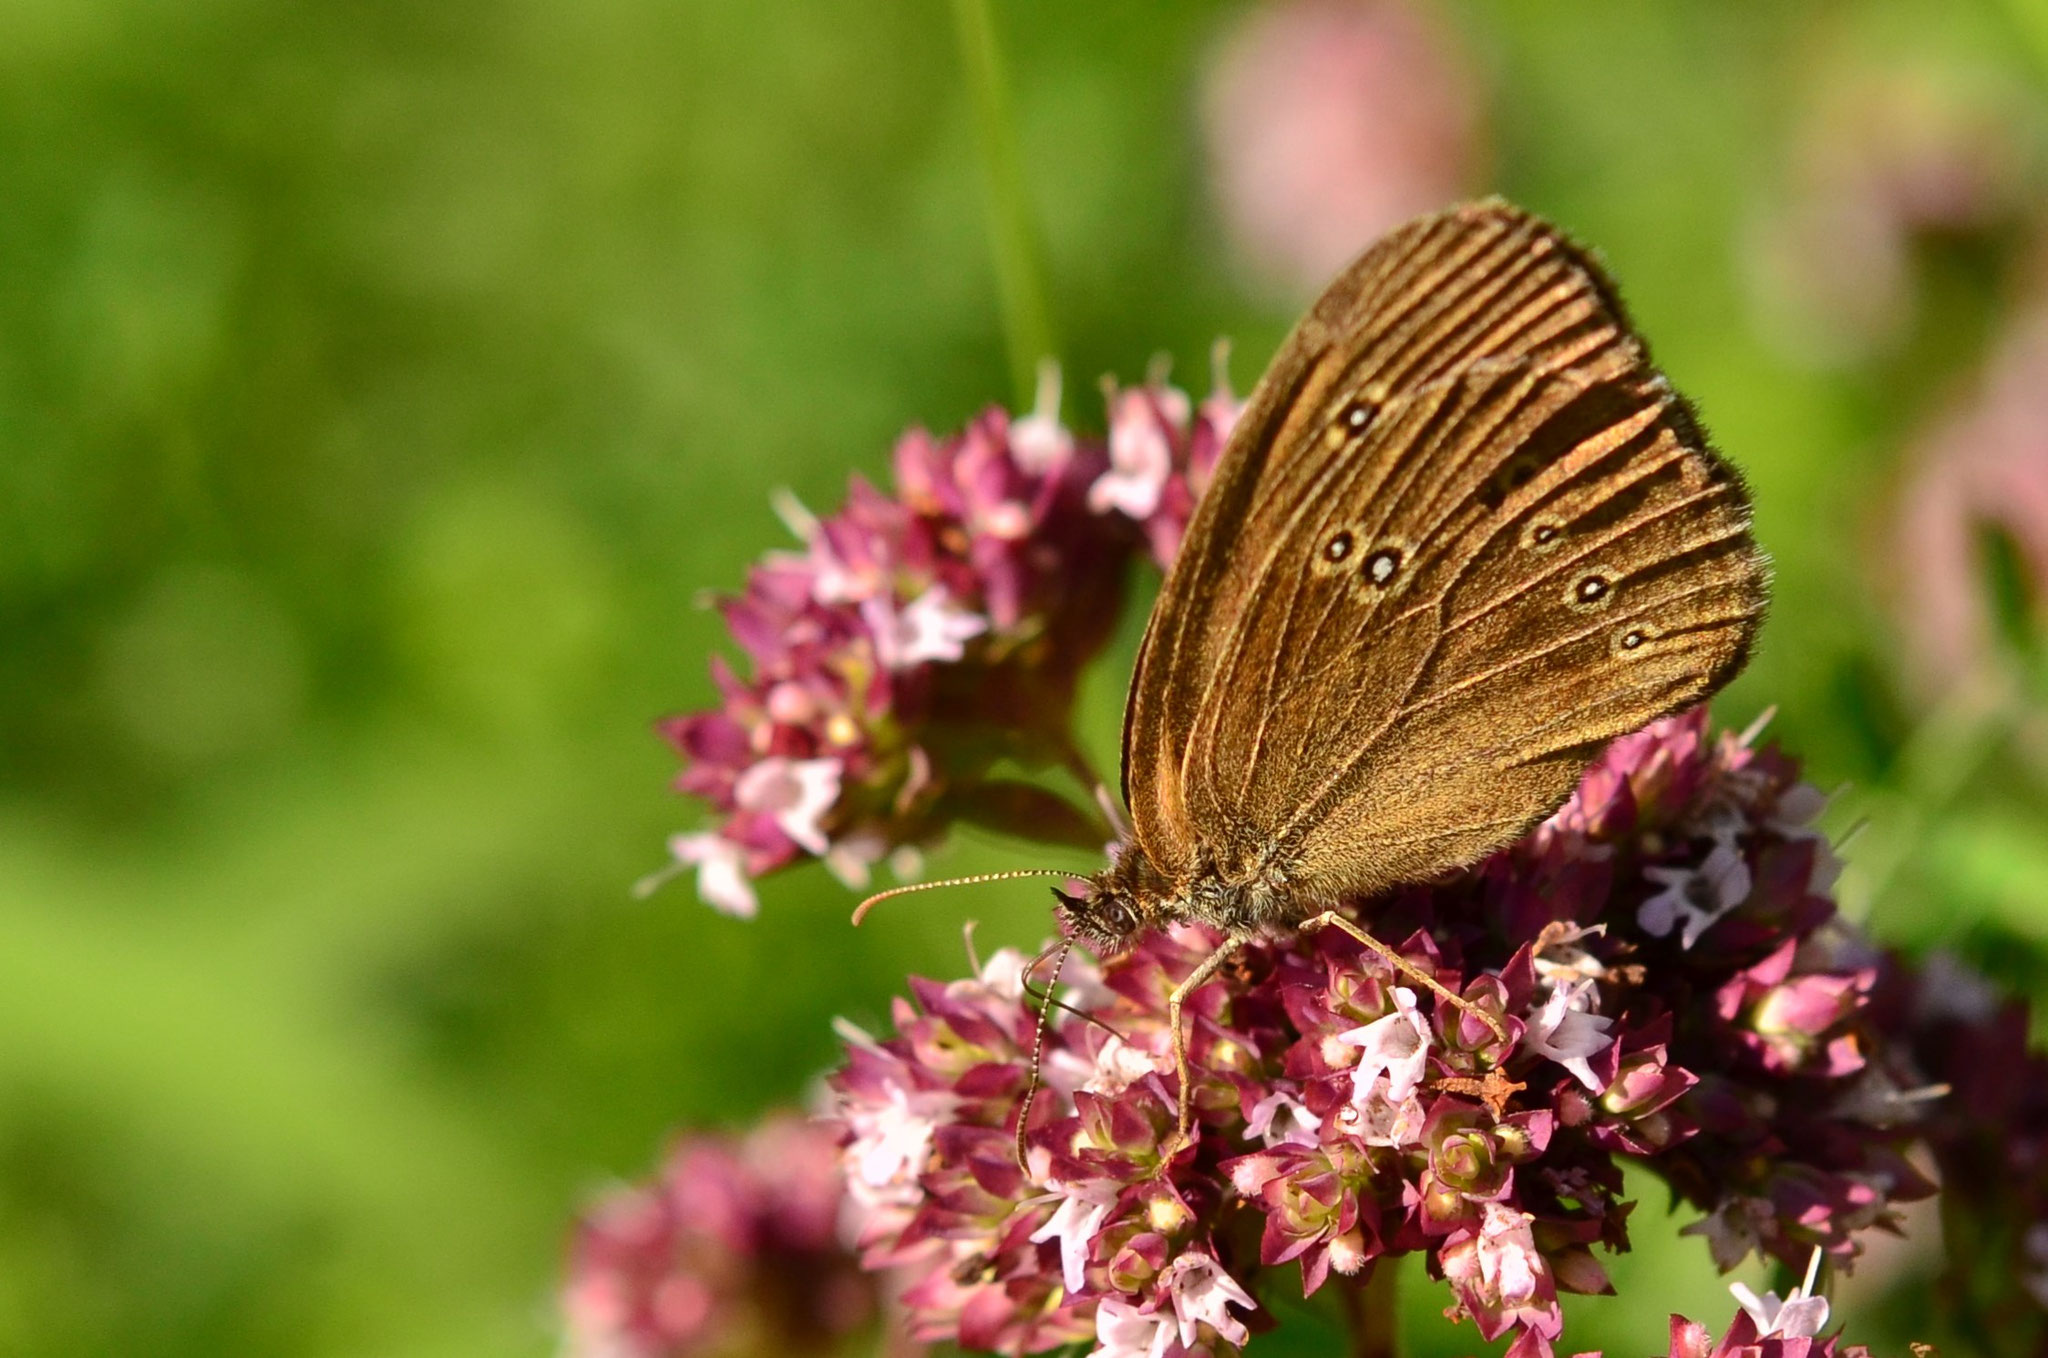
left=1120, top=200, right=1766, bottom=907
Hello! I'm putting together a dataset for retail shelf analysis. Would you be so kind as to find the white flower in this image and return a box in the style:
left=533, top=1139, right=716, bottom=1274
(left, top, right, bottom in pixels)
left=637, top=831, right=758, bottom=918
left=1638, top=842, right=1752, bottom=949
left=1081, top=1034, right=1161, bottom=1096
left=823, top=831, right=885, bottom=890
left=1165, top=1251, right=1257, bottom=1348
left=1350, top=1087, right=1428, bottom=1148
left=1475, top=1202, right=1544, bottom=1307
left=1088, top=388, right=1180, bottom=520
left=1731, top=1246, right=1831, bottom=1339
left=1029, top=1178, right=1121, bottom=1294
left=1009, top=360, right=1075, bottom=474
left=1336, top=985, right=1431, bottom=1105
left=1244, top=1088, right=1321, bottom=1146
left=1521, top=977, right=1616, bottom=1091
left=806, top=535, right=877, bottom=606
left=1093, top=1298, right=1174, bottom=1358
left=733, top=755, right=842, bottom=855
left=841, top=1084, right=953, bottom=1211
left=1057, top=953, right=1117, bottom=1014
left=862, top=586, right=989, bottom=670
left=973, top=946, right=1032, bottom=1002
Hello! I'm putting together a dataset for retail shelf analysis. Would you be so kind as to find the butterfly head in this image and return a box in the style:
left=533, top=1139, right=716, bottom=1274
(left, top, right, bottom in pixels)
left=1051, top=882, right=1151, bottom=955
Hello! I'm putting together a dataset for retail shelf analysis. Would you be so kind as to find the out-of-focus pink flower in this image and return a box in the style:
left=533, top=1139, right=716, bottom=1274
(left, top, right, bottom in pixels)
left=1202, top=0, right=1488, bottom=296
left=1868, top=949, right=2048, bottom=1337
left=1746, top=58, right=2036, bottom=366
left=1640, top=842, right=1752, bottom=949
left=1091, top=352, right=1244, bottom=567
left=1196, top=0, right=1490, bottom=296
left=733, top=756, right=841, bottom=855
left=561, top=1115, right=883, bottom=1358
left=639, top=830, right=759, bottom=919
left=1890, top=304, right=2048, bottom=698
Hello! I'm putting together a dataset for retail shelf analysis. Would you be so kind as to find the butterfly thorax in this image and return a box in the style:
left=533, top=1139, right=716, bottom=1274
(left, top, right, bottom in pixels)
left=1053, top=844, right=1295, bottom=956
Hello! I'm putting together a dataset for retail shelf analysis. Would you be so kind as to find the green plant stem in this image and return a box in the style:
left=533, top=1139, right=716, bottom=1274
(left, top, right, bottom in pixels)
left=1339, top=1262, right=1401, bottom=1358
left=949, top=0, right=1057, bottom=407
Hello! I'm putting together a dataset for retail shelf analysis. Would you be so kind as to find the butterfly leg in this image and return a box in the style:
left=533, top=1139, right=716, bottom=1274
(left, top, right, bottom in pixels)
left=1160, top=933, right=1246, bottom=1160
left=1300, top=911, right=1510, bottom=1046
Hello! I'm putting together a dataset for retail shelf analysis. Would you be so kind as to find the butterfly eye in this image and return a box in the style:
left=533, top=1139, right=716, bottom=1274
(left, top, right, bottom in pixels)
left=1323, top=531, right=1354, bottom=563
left=1614, top=623, right=1660, bottom=657
left=1570, top=572, right=1615, bottom=609
left=1337, top=397, right=1376, bottom=437
left=1522, top=519, right=1565, bottom=551
left=1362, top=547, right=1403, bottom=588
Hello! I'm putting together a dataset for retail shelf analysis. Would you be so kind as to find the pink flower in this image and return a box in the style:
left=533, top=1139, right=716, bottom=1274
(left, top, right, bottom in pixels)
left=822, top=707, right=1935, bottom=1356
left=838, top=1074, right=953, bottom=1215
left=861, top=587, right=988, bottom=670
left=1441, top=1202, right=1562, bottom=1345
left=1202, top=0, right=1488, bottom=295
left=1029, top=1179, right=1121, bottom=1293
left=561, top=1116, right=880, bottom=1358
left=1889, top=303, right=2048, bottom=698
left=1746, top=57, right=2034, bottom=366
left=1335, top=984, right=1432, bottom=1105
left=1164, top=1252, right=1257, bottom=1348
left=733, top=756, right=841, bottom=855
left=1089, top=385, right=1181, bottom=521
left=1094, top=1298, right=1175, bottom=1358
left=640, top=830, right=759, bottom=919
left=1008, top=363, right=1077, bottom=475
left=653, top=365, right=1241, bottom=915
left=1522, top=977, right=1616, bottom=1092
left=1244, top=1089, right=1320, bottom=1147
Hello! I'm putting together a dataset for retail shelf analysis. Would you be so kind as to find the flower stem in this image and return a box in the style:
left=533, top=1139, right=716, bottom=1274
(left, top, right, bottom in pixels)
left=1339, top=1263, right=1401, bottom=1358
left=948, top=0, right=1057, bottom=407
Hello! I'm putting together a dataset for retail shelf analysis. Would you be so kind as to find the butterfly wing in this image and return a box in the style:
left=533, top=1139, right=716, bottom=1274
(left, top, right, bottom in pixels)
left=1120, top=199, right=1766, bottom=904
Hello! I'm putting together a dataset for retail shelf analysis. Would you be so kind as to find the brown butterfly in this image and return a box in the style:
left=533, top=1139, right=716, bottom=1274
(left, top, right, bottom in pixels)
left=868, top=198, right=1768, bottom=1161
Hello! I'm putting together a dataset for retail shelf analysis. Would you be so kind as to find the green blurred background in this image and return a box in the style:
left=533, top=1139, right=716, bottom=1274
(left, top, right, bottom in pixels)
left=5, top=0, right=2048, bottom=1353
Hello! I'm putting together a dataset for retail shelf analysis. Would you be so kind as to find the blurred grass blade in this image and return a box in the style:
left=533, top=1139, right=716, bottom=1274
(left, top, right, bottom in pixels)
left=950, top=0, right=1058, bottom=405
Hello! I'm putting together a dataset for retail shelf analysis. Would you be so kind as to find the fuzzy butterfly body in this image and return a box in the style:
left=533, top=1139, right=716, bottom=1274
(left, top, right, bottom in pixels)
left=1056, top=199, right=1767, bottom=958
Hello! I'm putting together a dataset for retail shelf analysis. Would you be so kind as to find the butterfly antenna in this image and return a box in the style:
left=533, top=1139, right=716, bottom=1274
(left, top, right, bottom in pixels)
left=1015, top=935, right=1074, bottom=1172
left=1021, top=953, right=1128, bottom=1046
left=850, top=868, right=1080, bottom=926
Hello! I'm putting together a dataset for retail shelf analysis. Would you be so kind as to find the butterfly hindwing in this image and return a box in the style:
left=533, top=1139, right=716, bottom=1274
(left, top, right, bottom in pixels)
left=1119, top=200, right=1766, bottom=905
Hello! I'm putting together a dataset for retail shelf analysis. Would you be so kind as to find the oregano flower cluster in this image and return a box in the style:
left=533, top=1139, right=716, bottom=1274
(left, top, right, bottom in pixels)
left=582, top=369, right=2048, bottom=1357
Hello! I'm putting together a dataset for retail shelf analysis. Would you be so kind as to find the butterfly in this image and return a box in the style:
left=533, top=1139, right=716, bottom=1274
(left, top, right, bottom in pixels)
left=1045, top=198, right=1766, bottom=1149
left=858, top=198, right=1768, bottom=1163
